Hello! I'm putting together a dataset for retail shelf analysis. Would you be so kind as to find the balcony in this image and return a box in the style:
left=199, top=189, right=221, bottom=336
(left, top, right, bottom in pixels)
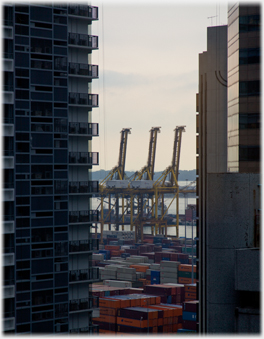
left=4, top=106, right=14, bottom=124
left=68, top=5, right=98, bottom=20
left=3, top=285, right=15, bottom=299
left=69, top=93, right=98, bottom=107
left=69, top=63, right=98, bottom=79
left=70, top=325, right=99, bottom=334
left=69, top=122, right=99, bottom=136
left=4, top=214, right=14, bottom=222
left=68, top=33, right=98, bottom=49
left=3, top=253, right=14, bottom=266
left=55, top=180, right=68, bottom=194
left=3, top=188, right=14, bottom=202
left=3, top=221, right=14, bottom=234
left=69, top=267, right=99, bottom=283
left=3, top=317, right=15, bottom=332
left=69, top=152, right=99, bottom=165
left=69, top=296, right=99, bottom=313
left=3, top=149, right=14, bottom=157
left=3, top=84, right=14, bottom=92
left=69, top=181, right=99, bottom=194
left=69, top=239, right=99, bottom=253
left=69, top=210, right=99, bottom=224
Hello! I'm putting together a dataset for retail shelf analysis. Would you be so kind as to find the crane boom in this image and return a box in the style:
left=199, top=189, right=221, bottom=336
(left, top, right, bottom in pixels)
left=100, top=128, right=131, bottom=187
left=118, top=128, right=131, bottom=180
left=170, top=126, right=186, bottom=185
left=133, top=127, right=161, bottom=181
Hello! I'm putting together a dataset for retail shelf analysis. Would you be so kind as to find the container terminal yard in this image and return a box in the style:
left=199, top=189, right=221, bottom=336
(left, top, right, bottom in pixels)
left=90, top=126, right=198, bottom=334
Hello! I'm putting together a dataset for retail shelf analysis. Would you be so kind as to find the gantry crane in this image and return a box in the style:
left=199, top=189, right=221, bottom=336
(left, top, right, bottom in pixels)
left=132, top=127, right=161, bottom=181
left=129, top=127, right=161, bottom=240
left=153, top=126, right=186, bottom=237
left=98, top=128, right=131, bottom=240
left=100, top=128, right=131, bottom=184
left=94, top=125, right=191, bottom=243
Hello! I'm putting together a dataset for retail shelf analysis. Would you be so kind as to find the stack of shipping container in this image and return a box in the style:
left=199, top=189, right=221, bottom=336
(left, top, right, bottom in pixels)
left=92, top=233, right=198, bottom=333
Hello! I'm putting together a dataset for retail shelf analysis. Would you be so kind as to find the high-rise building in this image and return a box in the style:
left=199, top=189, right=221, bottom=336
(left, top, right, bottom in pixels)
left=227, top=4, right=260, bottom=173
left=196, top=5, right=261, bottom=334
left=196, top=24, right=228, bottom=333
left=3, top=3, right=100, bottom=334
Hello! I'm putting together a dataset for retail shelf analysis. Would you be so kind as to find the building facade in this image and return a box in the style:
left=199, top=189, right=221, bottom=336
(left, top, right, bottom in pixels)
left=196, top=24, right=228, bottom=333
left=196, top=5, right=261, bottom=333
left=3, top=4, right=100, bottom=334
left=227, top=4, right=261, bottom=173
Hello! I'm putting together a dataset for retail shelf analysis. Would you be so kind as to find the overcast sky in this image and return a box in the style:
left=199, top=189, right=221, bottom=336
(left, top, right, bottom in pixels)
left=91, top=1, right=228, bottom=172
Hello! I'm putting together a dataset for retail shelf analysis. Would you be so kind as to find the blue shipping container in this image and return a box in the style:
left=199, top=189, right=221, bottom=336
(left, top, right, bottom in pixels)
left=151, top=277, right=160, bottom=285
left=182, top=311, right=197, bottom=322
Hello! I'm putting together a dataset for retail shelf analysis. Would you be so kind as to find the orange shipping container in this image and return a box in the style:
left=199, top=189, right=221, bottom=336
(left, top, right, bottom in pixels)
left=158, top=318, right=163, bottom=326
left=99, top=330, right=115, bottom=335
left=144, top=305, right=171, bottom=318
left=100, top=307, right=118, bottom=316
left=178, top=264, right=197, bottom=273
left=129, top=265, right=149, bottom=273
left=111, top=250, right=121, bottom=256
left=117, top=317, right=156, bottom=328
left=185, top=292, right=197, bottom=300
left=185, top=284, right=197, bottom=293
left=93, top=314, right=116, bottom=324
left=178, top=277, right=197, bottom=284
left=99, top=297, right=131, bottom=309
left=105, top=245, right=120, bottom=250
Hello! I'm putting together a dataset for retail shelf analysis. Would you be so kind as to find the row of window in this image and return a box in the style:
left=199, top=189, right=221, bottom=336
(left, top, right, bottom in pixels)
left=239, top=48, right=260, bottom=65
left=239, top=113, right=260, bottom=129
left=239, top=14, right=260, bottom=32
left=239, top=80, right=260, bottom=97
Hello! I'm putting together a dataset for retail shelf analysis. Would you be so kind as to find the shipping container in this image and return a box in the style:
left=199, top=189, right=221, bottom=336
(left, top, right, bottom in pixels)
left=178, top=264, right=197, bottom=272
left=182, top=311, right=197, bottom=322
left=183, top=300, right=199, bottom=313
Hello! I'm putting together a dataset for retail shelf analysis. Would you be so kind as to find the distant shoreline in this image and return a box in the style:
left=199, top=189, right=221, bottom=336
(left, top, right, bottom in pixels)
left=92, top=169, right=196, bottom=182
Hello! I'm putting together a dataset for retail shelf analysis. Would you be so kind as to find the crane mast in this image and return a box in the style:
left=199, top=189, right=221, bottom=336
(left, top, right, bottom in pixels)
left=170, top=126, right=186, bottom=186
left=117, top=128, right=131, bottom=180
left=100, top=128, right=131, bottom=187
left=133, top=127, right=161, bottom=181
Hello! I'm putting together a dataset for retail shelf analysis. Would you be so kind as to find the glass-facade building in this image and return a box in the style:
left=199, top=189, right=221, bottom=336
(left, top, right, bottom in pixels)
left=3, top=4, right=100, bottom=334
left=227, top=4, right=260, bottom=173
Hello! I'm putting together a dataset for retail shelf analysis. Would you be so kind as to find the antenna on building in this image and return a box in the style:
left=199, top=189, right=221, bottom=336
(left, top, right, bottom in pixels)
left=207, top=15, right=218, bottom=26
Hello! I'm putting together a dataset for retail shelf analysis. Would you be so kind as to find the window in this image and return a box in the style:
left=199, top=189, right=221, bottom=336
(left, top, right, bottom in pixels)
left=239, top=114, right=260, bottom=129
left=30, top=6, right=52, bottom=22
left=239, top=145, right=260, bottom=161
left=239, top=48, right=260, bottom=65
left=239, top=81, right=260, bottom=97
left=239, top=14, right=260, bottom=32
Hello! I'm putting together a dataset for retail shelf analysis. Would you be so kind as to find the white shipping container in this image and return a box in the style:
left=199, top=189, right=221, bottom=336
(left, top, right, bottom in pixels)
left=117, top=272, right=137, bottom=281
left=150, top=264, right=160, bottom=270
left=131, top=180, right=153, bottom=189
left=160, top=261, right=181, bottom=268
left=104, top=280, right=132, bottom=288
left=117, top=267, right=136, bottom=275
left=160, top=277, right=177, bottom=284
left=106, top=180, right=129, bottom=188
left=92, top=254, right=104, bottom=261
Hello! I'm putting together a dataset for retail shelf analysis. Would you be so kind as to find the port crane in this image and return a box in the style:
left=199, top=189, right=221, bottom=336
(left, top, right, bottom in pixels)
left=131, top=127, right=161, bottom=181
left=152, top=126, right=186, bottom=237
left=98, top=128, right=131, bottom=240
left=94, top=125, right=192, bottom=243
left=129, top=127, right=161, bottom=241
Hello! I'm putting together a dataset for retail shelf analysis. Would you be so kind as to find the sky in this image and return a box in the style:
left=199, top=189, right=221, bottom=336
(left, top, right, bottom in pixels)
left=91, top=0, right=228, bottom=172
